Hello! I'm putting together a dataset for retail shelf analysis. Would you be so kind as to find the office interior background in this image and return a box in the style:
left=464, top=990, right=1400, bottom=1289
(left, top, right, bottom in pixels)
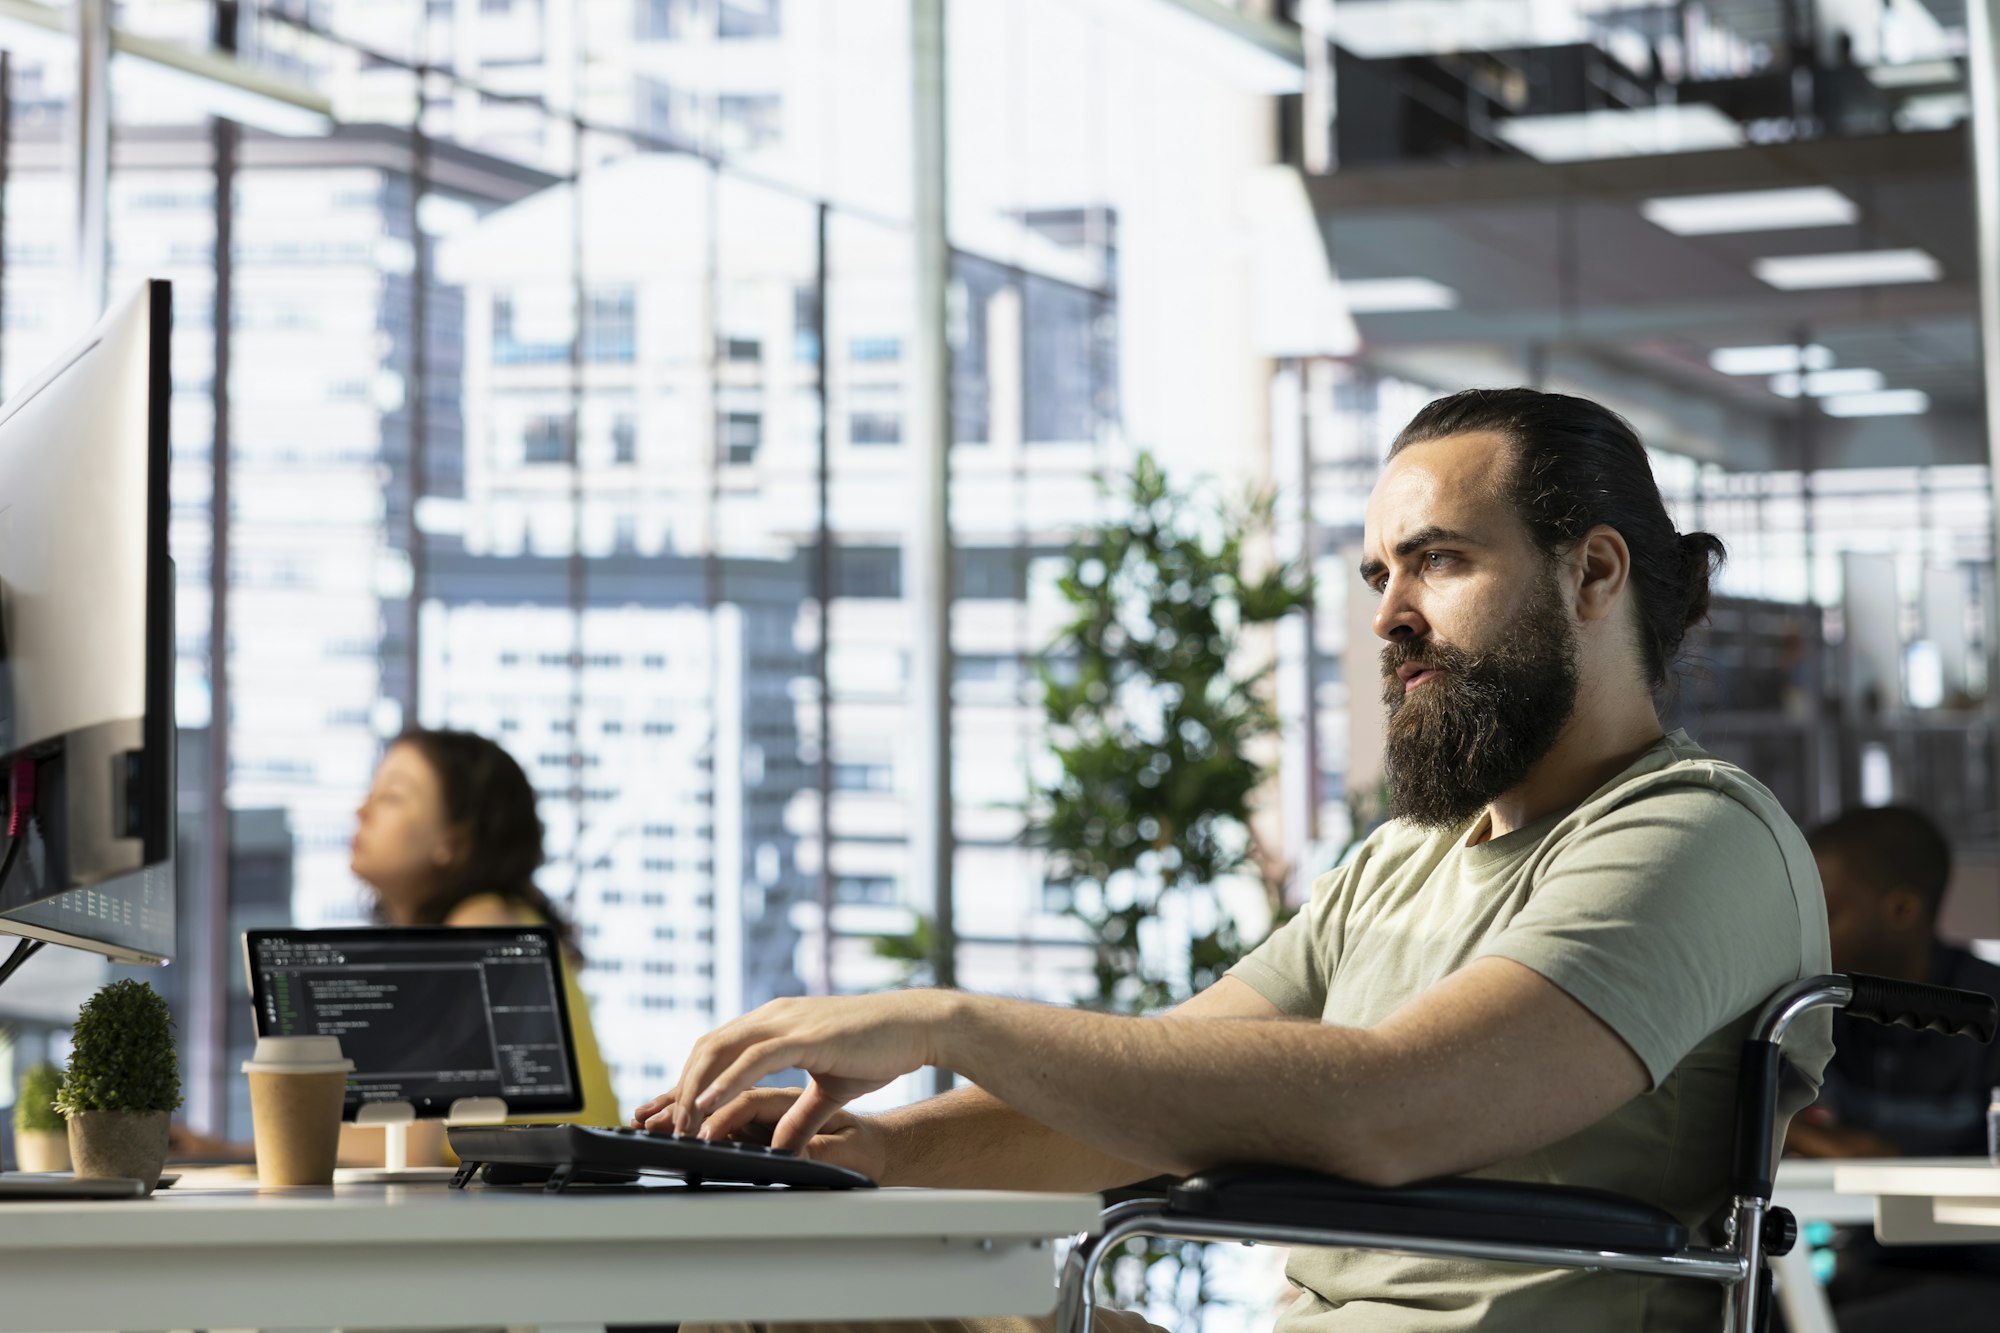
left=0, top=0, right=1994, bottom=1260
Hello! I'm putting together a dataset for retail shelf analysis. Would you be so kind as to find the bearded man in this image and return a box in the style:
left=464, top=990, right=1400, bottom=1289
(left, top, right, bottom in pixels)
left=642, top=388, right=1832, bottom=1333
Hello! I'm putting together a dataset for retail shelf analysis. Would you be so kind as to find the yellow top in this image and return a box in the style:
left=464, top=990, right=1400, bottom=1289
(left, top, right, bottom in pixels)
left=449, top=893, right=623, bottom=1128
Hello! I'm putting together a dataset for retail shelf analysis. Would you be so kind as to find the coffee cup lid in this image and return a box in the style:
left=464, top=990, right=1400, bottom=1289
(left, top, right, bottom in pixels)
left=242, top=1035, right=353, bottom=1076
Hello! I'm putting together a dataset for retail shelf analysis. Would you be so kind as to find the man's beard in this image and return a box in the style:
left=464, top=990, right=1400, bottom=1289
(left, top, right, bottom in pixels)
left=1379, top=573, right=1581, bottom=829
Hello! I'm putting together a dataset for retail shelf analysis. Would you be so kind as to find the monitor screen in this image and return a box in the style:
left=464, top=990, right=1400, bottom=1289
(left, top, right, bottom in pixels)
left=0, top=280, right=174, bottom=964
left=244, top=926, right=583, bottom=1118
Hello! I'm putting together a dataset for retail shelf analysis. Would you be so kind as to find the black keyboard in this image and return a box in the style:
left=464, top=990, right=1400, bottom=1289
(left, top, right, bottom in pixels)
left=446, top=1123, right=878, bottom=1192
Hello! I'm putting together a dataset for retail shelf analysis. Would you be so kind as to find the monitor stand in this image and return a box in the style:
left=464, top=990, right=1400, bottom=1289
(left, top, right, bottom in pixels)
left=335, top=1097, right=510, bottom=1184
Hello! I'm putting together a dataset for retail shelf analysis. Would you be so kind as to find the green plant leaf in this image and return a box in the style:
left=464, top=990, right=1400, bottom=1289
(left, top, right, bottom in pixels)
left=52, top=978, right=182, bottom=1117
left=1025, top=452, right=1310, bottom=1015
left=14, top=1060, right=65, bottom=1134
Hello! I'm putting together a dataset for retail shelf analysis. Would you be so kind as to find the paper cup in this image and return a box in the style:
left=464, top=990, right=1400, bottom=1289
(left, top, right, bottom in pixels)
left=243, top=1036, right=353, bottom=1187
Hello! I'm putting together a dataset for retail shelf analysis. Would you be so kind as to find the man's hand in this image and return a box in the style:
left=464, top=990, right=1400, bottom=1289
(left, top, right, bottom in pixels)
left=631, top=1086, right=891, bottom=1179
left=654, top=991, right=954, bottom=1149
left=632, top=975, right=1280, bottom=1193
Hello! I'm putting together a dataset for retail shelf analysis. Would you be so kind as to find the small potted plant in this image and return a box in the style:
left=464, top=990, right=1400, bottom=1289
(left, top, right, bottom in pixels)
left=54, top=978, right=180, bottom=1191
left=13, top=1060, right=70, bottom=1172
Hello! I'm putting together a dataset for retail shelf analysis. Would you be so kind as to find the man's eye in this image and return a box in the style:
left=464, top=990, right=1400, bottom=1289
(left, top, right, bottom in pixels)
left=1423, top=551, right=1455, bottom=570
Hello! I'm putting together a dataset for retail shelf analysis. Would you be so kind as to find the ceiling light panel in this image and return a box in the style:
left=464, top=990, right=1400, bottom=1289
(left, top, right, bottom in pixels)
left=1337, top=278, right=1459, bottom=313
left=1752, top=249, right=1942, bottom=290
left=1768, top=368, right=1886, bottom=399
left=1866, top=59, right=1959, bottom=88
left=1642, top=187, right=1857, bottom=236
left=1709, top=344, right=1833, bottom=375
left=1895, top=92, right=1971, bottom=131
left=1321, top=0, right=1587, bottom=59
left=1821, top=389, right=1930, bottom=417
left=1496, top=105, right=1743, bottom=163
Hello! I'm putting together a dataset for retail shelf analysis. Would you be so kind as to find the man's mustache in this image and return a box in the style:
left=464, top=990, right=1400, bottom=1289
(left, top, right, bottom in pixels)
left=1380, top=638, right=1464, bottom=678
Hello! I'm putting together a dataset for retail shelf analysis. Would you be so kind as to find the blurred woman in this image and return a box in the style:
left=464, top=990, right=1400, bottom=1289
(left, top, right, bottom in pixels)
left=349, top=727, right=620, bottom=1128
left=170, top=727, right=620, bottom=1163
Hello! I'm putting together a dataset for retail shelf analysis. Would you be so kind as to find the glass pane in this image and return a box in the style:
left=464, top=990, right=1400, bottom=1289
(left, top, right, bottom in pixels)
left=945, top=0, right=1278, bottom=1021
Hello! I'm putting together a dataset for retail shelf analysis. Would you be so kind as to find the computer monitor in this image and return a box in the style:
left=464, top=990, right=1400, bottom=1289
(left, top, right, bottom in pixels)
left=244, top=926, right=585, bottom=1119
left=0, top=281, right=175, bottom=966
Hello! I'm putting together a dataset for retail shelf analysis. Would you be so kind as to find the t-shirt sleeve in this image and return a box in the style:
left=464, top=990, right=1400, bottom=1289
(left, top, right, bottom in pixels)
left=1475, top=784, right=1805, bottom=1088
left=1228, top=861, right=1357, bottom=1018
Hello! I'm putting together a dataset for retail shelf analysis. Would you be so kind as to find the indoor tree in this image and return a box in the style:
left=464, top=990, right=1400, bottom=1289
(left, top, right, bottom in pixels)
left=1026, top=451, right=1310, bottom=1329
left=1031, top=450, right=1310, bottom=1012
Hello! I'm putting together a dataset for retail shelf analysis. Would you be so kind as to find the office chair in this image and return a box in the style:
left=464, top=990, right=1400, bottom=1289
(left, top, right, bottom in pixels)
left=1056, top=972, right=1998, bottom=1333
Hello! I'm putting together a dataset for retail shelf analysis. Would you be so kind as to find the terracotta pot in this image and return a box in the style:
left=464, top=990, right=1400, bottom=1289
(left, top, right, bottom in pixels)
left=66, top=1110, right=169, bottom=1192
left=14, top=1128, right=71, bottom=1173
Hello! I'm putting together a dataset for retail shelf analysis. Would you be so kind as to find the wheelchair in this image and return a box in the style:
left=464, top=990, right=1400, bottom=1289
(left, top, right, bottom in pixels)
left=1057, top=972, right=1998, bottom=1333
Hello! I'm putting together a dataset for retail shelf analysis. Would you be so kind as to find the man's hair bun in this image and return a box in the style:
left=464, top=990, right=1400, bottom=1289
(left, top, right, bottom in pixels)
left=1675, top=531, right=1726, bottom=635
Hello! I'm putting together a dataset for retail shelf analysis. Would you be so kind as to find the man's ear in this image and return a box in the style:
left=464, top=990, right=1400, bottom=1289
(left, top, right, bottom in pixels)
left=1570, top=523, right=1631, bottom=624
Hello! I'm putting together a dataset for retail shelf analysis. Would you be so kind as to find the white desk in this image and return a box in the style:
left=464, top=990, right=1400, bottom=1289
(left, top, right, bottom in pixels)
left=0, top=1177, right=1101, bottom=1332
left=1762, top=1157, right=2000, bottom=1333
left=1776, top=1159, right=1876, bottom=1228
left=1835, top=1158, right=2000, bottom=1244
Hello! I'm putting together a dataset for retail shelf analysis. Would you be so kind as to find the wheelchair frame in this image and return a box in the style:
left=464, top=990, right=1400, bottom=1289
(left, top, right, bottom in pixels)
left=1056, top=972, right=1998, bottom=1333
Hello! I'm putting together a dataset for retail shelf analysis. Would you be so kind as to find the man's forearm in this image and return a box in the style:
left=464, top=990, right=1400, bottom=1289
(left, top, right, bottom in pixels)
left=932, top=993, right=1392, bottom=1182
left=671, top=957, right=1639, bottom=1190
left=874, top=1083, right=1161, bottom=1191
left=922, top=960, right=1648, bottom=1190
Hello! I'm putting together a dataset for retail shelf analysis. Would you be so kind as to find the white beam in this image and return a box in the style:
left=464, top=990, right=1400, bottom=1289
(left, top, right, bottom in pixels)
left=71, top=0, right=108, bottom=319
left=1969, top=0, right=2000, bottom=824
left=909, top=0, right=956, bottom=1036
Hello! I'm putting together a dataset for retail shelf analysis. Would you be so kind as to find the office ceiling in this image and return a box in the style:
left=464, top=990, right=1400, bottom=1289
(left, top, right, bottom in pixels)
left=1307, top=128, right=1988, bottom=470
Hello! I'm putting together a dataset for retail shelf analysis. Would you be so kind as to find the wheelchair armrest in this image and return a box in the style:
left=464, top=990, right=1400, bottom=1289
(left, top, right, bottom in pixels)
left=1843, top=973, right=1998, bottom=1042
left=1165, top=1166, right=1690, bottom=1255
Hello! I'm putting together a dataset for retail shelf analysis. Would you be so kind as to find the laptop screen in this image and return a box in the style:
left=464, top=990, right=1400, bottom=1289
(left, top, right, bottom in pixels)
left=244, top=926, right=584, bottom=1118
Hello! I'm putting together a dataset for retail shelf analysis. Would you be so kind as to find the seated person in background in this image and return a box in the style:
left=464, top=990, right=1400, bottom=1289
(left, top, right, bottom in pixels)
left=1785, top=805, right=2000, bottom=1332
left=172, top=727, right=619, bottom=1160
left=640, top=388, right=1833, bottom=1333
left=1790, top=805, right=2000, bottom=1159
left=349, top=726, right=621, bottom=1129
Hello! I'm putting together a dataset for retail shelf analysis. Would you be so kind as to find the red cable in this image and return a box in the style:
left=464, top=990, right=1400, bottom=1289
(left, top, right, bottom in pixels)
left=7, top=758, right=34, bottom=839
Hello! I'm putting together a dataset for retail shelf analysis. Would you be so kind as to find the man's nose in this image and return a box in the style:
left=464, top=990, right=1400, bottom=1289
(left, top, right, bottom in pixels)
left=1371, top=577, right=1428, bottom=643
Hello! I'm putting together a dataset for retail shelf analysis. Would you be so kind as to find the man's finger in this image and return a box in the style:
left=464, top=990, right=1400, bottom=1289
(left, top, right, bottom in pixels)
left=672, top=1019, right=771, bottom=1134
left=698, top=1087, right=798, bottom=1141
left=631, top=1092, right=675, bottom=1125
left=672, top=1029, right=733, bottom=1134
left=695, top=1040, right=795, bottom=1115
left=672, top=1070, right=708, bottom=1136
left=770, top=1082, right=845, bottom=1154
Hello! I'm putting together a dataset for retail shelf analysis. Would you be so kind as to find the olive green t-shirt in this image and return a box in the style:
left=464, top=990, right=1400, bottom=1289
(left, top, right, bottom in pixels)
left=1228, top=730, right=1832, bottom=1332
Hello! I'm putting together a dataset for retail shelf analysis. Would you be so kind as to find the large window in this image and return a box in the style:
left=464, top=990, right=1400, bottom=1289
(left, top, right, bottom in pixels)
left=0, top=0, right=1304, bottom=1146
